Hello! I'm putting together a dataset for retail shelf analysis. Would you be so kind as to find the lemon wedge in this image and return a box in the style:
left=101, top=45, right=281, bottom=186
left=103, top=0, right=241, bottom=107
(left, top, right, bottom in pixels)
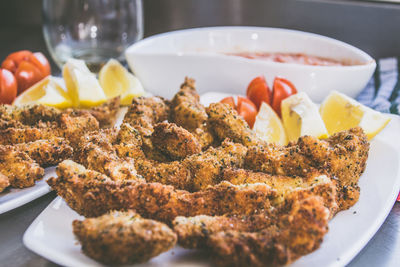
left=13, top=76, right=73, bottom=108
left=63, top=58, right=106, bottom=107
left=281, top=92, right=328, bottom=142
left=320, top=91, right=391, bottom=140
left=253, top=102, right=287, bottom=145
left=99, top=59, right=145, bottom=105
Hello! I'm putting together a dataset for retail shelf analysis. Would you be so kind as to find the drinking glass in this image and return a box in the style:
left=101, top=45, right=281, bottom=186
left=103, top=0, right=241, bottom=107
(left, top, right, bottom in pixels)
left=42, top=0, right=143, bottom=72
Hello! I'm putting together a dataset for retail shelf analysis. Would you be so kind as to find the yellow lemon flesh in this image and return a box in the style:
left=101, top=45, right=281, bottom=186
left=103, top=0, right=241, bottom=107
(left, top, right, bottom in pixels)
left=281, top=92, right=328, bottom=142
left=13, top=76, right=73, bottom=109
left=99, top=59, right=145, bottom=105
left=63, top=58, right=106, bottom=107
left=320, top=91, right=391, bottom=140
left=253, top=102, right=287, bottom=145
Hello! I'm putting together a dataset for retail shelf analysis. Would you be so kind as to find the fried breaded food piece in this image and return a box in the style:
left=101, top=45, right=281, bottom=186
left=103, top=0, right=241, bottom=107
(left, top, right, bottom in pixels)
left=222, top=168, right=338, bottom=215
left=0, top=104, right=61, bottom=125
left=0, top=110, right=99, bottom=146
left=84, top=97, right=120, bottom=128
left=135, top=140, right=247, bottom=190
left=0, top=173, right=10, bottom=193
left=114, top=123, right=144, bottom=159
left=48, top=160, right=276, bottom=222
left=207, top=195, right=329, bottom=267
left=151, top=122, right=201, bottom=160
left=206, top=102, right=263, bottom=147
left=173, top=190, right=330, bottom=254
left=123, top=96, right=170, bottom=137
left=73, top=210, right=177, bottom=265
left=173, top=214, right=273, bottom=249
left=170, top=77, right=207, bottom=131
left=245, top=127, right=369, bottom=210
left=13, top=138, right=73, bottom=167
left=169, top=77, right=215, bottom=149
left=75, top=128, right=137, bottom=181
left=0, top=147, right=43, bottom=188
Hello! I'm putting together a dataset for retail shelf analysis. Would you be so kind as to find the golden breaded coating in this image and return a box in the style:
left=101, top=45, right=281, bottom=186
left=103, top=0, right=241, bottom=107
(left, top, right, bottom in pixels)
left=135, top=140, right=247, bottom=191
left=151, top=122, right=201, bottom=160
left=84, top=97, right=120, bottom=128
left=0, top=104, right=61, bottom=125
left=222, top=168, right=338, bottom=215
left=0, top=172, right=10, bottom=193
left=170, top=77, right=208, bottom=131
left=48, top=160, right=277, bottom=222
left=114, top=123, right=144, bottom=159
left=75, top=128, right=137, bottom=181
left=207, top=195, right=329, bottom=267
left=13, top=138, right=73, bottom=167
left=173, top=214, right=273, bottom=249
left=0, top=147, right=44, bottom=188
left=245, top=127, right=369, bottom=210
left=0, top=110, right=99, bottom=146
left=206, top=102, right=262, bottom=147
left=123, top=96, right=170, bottom=137
left=73, top=210, right=177, bottom=265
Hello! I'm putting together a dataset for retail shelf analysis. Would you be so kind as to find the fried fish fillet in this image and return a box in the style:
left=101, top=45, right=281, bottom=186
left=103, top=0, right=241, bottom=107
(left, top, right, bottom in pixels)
left=222, top=168, right=338, bottom=215
left=207, top=195, right=329, bottom=267
left=169, top=77, right=215, bottom=149
left=245, top=127, right=369, bottom=210
left=173, top=192, right=329, bottom=261
left=75, top=127, right=137, bottom=181
left=73, top=210, right=177, bottom=265
left=12, top=138, right=73, bottom=167
left=48, top=160, right=277, bottom=222
left=0, top=146, right=43, bottom=188
left=135, top=140, right=247, bottom=191
left=151, top=122, right=201, bottom=160
left=123, top=96, right=170, bottom=137
left=0, top=110, right=99, bottom=146
left=170, top=77, right=207, bottom=131
left=206, top=102, right=263, bottom=147
left=0, top=104, right=61, bottom=126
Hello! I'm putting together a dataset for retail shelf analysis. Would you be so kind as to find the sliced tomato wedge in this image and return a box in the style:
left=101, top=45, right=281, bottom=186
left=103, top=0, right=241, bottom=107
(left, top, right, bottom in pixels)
left=220, top=96, right=257, bottom=128
left=271, top=77, right=298, bottom=116
left=0, top=68, right=18, bottom=104
left=246, top=76, right=271, bottom=110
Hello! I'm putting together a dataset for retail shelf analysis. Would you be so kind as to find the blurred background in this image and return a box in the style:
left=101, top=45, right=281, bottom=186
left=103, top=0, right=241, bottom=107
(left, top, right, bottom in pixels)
left=1, top=0, right=400, bottom=71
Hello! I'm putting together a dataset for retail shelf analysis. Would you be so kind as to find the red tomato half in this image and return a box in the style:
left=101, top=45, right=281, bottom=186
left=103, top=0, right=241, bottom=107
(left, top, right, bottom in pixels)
left=246, top=76, right=271, bottom=110
left=0, top=68, right=18, bottom=104
left=220, top=96, right=257, bottom=128
left=271, top=77, right=298, bottom=116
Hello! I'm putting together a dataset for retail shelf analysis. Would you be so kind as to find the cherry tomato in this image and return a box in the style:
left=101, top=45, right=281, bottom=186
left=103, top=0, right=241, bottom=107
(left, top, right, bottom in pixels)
left=1, top=50, right=33, bottom=73
left=14, top=61, right=44, bottom=94
left=220, top=96, right=258, bottom=128
left=0, top=68, right=18, bottom=104
left=271, top=77, right=298, bottom=116
left=246, top=76, right=271, bottom=110
left=1, top=50, right=51, bottom=94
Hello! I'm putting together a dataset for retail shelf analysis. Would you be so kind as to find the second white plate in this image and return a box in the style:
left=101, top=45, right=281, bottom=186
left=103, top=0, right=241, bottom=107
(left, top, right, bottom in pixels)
left=23, top=114, right=400, bottom=267
left=0, top=167, right=55, bottom=214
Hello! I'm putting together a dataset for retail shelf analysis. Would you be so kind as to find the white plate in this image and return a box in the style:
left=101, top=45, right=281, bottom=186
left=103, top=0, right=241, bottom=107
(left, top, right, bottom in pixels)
left=23, top=108, right=400, bottom=267
left=0, top=167, right=55, bottom=214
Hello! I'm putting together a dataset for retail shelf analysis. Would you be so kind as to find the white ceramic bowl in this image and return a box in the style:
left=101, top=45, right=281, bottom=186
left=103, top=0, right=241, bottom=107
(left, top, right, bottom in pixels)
left=125, top=27, right=376, bottom=102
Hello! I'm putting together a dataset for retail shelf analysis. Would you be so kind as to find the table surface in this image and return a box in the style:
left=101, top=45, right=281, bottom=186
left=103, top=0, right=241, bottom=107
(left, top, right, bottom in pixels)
left=1, top=1, right=400, bottom=266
